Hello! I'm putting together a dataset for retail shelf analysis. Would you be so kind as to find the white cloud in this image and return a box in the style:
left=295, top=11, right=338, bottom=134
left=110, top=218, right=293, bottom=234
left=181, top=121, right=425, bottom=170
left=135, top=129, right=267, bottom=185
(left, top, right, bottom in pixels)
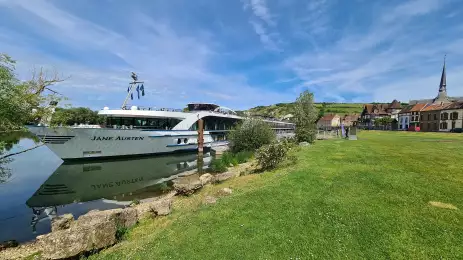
left=244, top=0, right=274, bottom=25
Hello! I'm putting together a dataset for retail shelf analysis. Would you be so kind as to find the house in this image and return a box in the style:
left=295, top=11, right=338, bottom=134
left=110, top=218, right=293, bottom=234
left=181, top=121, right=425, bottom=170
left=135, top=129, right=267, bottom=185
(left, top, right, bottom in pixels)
left=398, top=105, right=414, bottom=130
left=388, top=100, right=403, bottom=120
left=420, top=103, right=449, bottom=132
left=398, top=103, right=429, bottom=130
left=359, top=100, right=403, bottom=128
left=408, top=103, right=428, bottom=129
left=342, top=114, right=359, bottom=127
left=439, top=101, right=463, bottom=131
left=317, top=114, right=341, bottom=129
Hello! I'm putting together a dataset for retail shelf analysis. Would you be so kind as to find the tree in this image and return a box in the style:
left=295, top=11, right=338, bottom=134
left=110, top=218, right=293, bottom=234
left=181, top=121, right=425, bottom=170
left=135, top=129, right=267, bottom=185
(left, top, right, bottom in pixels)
left=50, top=107, right=105, bottom=126
left=228, top=118, right=275, bottom=153
left=375, top=117, right=393, bottom=126
left=294, top=90, right=318, bottom=143
left=0, top=53, right=66, bottom=130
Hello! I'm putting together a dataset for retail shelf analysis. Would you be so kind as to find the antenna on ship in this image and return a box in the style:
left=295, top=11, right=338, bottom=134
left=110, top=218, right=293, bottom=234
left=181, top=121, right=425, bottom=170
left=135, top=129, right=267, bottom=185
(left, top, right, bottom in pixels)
left=122, top=72, right=145, bottom=109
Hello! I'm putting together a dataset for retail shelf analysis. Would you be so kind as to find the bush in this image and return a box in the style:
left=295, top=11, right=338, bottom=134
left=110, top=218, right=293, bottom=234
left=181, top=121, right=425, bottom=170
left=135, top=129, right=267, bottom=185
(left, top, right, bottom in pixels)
left=209, top=158, right=228, bottom=173
left=255, top=140, right=290, bottom=170
left=228, top=118, right=275, bottom=153
left=220, top=152, right=234, bottom=166
left=235, top=151, right=253, bottom=163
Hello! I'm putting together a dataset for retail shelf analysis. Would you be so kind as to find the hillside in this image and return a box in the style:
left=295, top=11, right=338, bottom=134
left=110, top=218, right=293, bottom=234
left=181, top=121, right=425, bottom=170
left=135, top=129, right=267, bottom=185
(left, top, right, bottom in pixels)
left=239, top=103, right=365, bottom=119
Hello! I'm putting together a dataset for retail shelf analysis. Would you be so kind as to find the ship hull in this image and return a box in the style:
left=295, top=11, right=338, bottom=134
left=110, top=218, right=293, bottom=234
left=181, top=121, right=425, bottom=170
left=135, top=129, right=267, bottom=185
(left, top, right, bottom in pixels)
left=28, top=126, right=214, bottom=160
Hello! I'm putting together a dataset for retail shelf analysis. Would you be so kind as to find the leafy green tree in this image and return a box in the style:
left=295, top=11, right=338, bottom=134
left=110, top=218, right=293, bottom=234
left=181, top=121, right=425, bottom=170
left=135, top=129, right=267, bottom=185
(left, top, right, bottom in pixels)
left=0, top=54, right=34, bottom=131
left=228, top=118, right=275, bottom=153
left=375, top=117, right=393, bottom=126
left=50, top=107, right=104, bottom=126
left=294, top=90, right=318, bottom=143
left=0, top=53, right=66, bottom=130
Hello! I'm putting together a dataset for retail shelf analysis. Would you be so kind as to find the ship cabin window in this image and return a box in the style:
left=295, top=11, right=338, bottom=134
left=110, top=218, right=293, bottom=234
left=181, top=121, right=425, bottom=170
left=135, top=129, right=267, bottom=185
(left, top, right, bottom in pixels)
left=177, top=138, right=181, bottom=144
left=190, top=116, right=240, bottom=131
left=184, top=138, right=188, bottom=144
left=106, top=117, right=181, bottom=130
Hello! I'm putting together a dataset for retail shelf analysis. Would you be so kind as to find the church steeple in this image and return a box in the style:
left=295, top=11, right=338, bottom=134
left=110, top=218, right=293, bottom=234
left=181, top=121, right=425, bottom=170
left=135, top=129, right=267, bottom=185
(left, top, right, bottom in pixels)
left=434, top=55, right=449, bottom=103
left=439, top=55, right=447, bottom=93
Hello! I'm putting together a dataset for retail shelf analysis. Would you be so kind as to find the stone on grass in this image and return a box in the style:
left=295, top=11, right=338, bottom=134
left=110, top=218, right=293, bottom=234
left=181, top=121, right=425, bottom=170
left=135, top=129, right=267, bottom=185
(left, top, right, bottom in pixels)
left=51, top=213, right=74, bottom=232
left=213, top=171, right=236, bottom=183
left=217, top=187, right=233, bottom=196
left=135, top=197, right=173, bottom=219
left=299, top=142, right=310, bottom=146
left=199, top=173, right=214, bottom=185
left=173, top=176, right=203, bottom=195
left=429, top=201, right=458, bottom=210
left=204, top=196, right=217, bottom=204
left=37, top=220, right=117, bottom=259
left=77, top=208, right=138, bottom=229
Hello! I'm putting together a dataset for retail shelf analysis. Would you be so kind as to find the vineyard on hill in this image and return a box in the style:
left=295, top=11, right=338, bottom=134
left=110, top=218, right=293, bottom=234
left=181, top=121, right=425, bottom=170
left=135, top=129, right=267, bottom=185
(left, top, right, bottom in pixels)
left=239, top=103, right=364, bottom=119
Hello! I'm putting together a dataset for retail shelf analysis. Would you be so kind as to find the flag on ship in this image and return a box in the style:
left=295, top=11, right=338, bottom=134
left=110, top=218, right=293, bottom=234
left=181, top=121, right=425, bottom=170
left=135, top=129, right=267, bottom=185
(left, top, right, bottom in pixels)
left=136, top=85, right=140, bottom=99
left=140, top=84, right=145, bottom=96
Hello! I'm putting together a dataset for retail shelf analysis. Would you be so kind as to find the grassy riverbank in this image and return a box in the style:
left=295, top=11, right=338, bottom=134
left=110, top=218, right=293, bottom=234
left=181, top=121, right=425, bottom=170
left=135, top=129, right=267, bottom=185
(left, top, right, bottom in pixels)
left=91, top=131, right=463, bottom=259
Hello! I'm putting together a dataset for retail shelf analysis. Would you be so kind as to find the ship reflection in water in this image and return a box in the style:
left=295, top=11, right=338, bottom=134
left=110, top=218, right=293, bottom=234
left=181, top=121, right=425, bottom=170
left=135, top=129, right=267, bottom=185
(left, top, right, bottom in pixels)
left=26, top=153, right=211, bottom=234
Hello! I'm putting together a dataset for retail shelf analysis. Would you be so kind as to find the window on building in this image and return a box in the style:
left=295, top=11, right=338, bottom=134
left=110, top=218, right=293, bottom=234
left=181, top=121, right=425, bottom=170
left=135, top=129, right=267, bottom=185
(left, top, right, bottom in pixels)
left=433, top=114, right=437, bottom=120
left=441, top=112, right=448, bottom=120
left=451, top=112, right=458, bottom=120
left=420, top=114, right=423, bottom=121
left=427, top=114, right=430, bottom=120
left=452, top=121, right=456, bottom=129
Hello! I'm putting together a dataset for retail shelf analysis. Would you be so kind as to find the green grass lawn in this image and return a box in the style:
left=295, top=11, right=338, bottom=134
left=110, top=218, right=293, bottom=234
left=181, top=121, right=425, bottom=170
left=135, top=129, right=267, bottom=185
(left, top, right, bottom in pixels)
left=92, top=131, right=463, bottom=260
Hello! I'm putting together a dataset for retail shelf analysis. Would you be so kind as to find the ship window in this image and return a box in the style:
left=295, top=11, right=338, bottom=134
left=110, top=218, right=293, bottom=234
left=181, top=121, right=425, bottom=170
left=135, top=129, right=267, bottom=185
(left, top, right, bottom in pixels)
left=177, top=139, right=181, bottom=144
left=184, top=138, right=188, bottom=144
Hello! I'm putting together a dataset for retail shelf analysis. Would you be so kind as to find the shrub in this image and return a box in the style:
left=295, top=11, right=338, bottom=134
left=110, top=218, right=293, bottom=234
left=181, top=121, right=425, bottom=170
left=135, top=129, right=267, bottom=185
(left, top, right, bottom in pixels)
left=209, top=158, right=228, bottom=173
left=228, top=118, right=275, bottom=153
left=220, top=152, right=234, bottom=166
left=255, top=140, right=290, bottom=170
left=235, top=151, right=253, bottom=163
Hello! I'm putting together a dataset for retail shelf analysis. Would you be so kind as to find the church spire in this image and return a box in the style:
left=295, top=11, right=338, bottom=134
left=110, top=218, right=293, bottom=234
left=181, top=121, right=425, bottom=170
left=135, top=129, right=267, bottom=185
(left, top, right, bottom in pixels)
left=439, top=54, right=447, bottom=93
left=433, top=54, right=449, bottom=103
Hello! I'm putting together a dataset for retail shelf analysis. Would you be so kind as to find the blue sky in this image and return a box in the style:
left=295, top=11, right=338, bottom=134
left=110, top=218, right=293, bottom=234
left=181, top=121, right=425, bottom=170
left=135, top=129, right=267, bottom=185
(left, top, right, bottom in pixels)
left=1, top=0, right=463, bottom=110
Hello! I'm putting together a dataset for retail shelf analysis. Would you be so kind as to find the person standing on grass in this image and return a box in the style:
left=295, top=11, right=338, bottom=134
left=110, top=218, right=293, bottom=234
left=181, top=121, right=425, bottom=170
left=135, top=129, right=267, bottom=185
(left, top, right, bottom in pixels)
left=345, top=127, right=349, bottom=139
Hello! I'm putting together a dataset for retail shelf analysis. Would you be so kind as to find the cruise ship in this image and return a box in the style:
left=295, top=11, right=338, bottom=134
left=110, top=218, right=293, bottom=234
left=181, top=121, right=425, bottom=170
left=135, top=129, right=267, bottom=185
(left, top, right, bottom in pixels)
left=28, top=73, right=295, bottom=160
left=28, top=102, right=295, bottom=160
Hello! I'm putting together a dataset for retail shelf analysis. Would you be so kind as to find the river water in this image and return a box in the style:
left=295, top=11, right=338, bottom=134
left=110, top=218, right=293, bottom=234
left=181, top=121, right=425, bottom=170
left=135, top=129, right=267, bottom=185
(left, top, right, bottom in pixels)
left=0, top=132, right=210, bottom=243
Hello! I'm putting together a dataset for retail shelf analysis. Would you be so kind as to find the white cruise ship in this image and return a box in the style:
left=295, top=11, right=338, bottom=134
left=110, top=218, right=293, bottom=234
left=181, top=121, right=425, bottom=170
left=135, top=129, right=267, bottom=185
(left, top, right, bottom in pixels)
left=28, top=73, right=294, bottom=160
left=28, top=103, right=295, bottom=160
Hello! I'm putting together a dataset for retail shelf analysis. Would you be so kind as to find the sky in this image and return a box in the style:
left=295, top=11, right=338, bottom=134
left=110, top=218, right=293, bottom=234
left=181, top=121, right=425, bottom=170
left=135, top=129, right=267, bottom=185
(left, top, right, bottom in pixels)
left=1, top=0, right=463, bottom=110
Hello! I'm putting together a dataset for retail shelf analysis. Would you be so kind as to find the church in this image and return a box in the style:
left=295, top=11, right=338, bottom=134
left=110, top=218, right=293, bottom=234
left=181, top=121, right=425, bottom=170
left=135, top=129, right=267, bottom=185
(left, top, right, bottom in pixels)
left=404, top=56, right=463, bottom=132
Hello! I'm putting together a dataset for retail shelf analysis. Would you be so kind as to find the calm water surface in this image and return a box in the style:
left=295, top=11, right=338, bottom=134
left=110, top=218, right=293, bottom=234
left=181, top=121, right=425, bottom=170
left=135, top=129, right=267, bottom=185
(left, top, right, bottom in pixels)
left=0, top=133, right=210, bottom=243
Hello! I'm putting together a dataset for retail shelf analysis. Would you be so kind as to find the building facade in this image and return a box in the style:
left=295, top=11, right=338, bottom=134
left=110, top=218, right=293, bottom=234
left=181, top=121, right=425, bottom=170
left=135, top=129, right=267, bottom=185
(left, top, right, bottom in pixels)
left=439, top=101, right=463, bottom=131
left=398, top=105, right=413, bottom=130
left=317, top=114, right=341, bottom=129
left=420, top=103, right=449, bottom=132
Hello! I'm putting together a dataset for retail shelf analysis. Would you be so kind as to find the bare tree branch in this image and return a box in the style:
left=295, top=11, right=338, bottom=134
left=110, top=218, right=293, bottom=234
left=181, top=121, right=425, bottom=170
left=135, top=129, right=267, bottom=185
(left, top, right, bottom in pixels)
left=30, top=66, right=70, bottom=95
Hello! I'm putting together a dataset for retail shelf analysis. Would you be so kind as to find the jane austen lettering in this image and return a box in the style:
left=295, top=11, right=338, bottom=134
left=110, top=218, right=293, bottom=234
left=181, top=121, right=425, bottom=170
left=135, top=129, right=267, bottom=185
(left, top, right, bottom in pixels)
left=91, top=136, right=144, bottom=141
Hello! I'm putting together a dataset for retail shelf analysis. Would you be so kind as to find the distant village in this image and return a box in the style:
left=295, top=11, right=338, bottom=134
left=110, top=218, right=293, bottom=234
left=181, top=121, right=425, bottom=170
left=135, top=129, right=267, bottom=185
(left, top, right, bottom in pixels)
left=318, top=58, right=463, bottom=132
